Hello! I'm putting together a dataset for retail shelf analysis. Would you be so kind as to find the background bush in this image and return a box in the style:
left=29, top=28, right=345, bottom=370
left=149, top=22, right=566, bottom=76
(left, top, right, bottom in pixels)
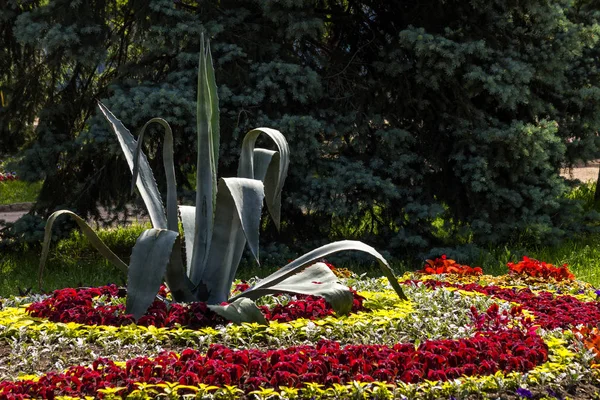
left=3, top=0, right=600, bottom=262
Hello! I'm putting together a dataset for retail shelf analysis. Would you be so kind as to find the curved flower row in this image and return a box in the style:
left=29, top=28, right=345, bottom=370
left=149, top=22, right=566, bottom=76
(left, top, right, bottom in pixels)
left=25, top=285, right=366, bottom=328
left=0, top=285, right=489, bottom=358
left=1, top=256, right=600, bottom=399
left=0, top=328, right=548, bottom=399
left=413, top=280, right=600, bottom=329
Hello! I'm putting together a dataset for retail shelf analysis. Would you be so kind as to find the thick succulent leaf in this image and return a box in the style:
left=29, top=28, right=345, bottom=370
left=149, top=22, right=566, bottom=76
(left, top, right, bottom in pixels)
left=208, top=297, right=267, bottom=325
left=252, top=149, right=283, bottom=230
left=229, top=240, right=408, bottom=303
left=245, top=263, right=354, bottom=315
left=97, top=102, right=167, bottom=229
left=126, top=229, right=178, bottom=320
left=178, top=205, right=196, bottom=275
left=238, top=128, right=289, bottom=230
left=262, top=151, right=282, bottom=229
left=192, top=177, right=265, bottom=304
left=205, top=40, right=220, bottom=171
left=252, top=149, right=276, bottom=182
left=129, top=119, right=192, bottom=300
left=132, top=118, right=178, bottom=232
left=164, top=238, right=197, bottom=303
left=192, top=33, right=219, bottom=276
left=38, top=210, right=128, bottom=291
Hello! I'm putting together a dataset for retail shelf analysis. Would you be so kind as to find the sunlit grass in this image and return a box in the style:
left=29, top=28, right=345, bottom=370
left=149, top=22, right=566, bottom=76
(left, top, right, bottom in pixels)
left=0, top=180, right=42, bottom=204
left=2, top=181, right=600, bottom=296
left=3, top=227, right=600, bottom=297
left=0, top=223, right=150, bottom=297
left=0, top=252, right=126, bottom=296
left=463, top=234, right=600, bottom=287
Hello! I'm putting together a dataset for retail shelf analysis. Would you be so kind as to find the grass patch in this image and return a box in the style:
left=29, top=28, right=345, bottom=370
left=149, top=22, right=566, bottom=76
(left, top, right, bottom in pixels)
left=0, top=180, right=42, bottom=204
left=0, top=252, right=126, bottom=296
left=3, top=182, right=600, bottom=296
left=3, top=225, right=600, bottom=297
left=486, top=234, right=600, bottom=286
left=0, top=224, right=149, bottom=297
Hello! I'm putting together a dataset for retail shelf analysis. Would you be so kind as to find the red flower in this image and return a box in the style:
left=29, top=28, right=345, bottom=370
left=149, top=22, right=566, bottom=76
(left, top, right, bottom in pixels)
left=27, top=285, right=367, bottom=329
left=507, top=256, right=575, bottom=281
left=419, top=256, right=483, bottom=276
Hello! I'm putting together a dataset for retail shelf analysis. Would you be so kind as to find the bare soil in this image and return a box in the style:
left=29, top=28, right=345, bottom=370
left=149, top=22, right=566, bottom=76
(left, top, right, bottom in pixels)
left=561, top=161, right=600, bottom=183
left=0, top=203, right=149, bottom=225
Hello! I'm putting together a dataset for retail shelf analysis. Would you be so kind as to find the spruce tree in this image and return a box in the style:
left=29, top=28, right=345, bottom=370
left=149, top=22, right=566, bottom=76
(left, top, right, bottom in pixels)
left=5, top=0, right=600, bottom=261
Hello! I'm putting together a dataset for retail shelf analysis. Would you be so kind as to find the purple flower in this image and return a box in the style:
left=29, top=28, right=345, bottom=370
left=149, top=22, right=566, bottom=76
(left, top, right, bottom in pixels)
left=547, top=388, right=563, bottom=399
left=595, top=289, right=600, bottom=298
left=516, top=388, right=533, bottom=398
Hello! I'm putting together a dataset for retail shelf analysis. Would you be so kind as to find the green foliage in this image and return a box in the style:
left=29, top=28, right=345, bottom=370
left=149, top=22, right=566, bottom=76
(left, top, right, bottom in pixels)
left=55, top=223, right=149, bottom=260
left=5, top=0, right=600, bottom=260
left=0, top=180, right=42, bottom=205
left=566, top=181, right=600, bottom=214
left=38, top=37, right=407, bottom=323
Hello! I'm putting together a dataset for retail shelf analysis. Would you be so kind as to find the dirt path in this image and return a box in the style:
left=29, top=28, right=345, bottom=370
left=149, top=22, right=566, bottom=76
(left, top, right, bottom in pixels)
left=0, top=203, right=149, bottom=225
left=561, top=161, right=600, bottom=183
left=0, top=203, right=32, bottom=224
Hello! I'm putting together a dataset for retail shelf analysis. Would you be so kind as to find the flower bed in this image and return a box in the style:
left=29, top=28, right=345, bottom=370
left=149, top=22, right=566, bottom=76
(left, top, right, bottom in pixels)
left=2, top=257, right=600, bottom=399
left=0, top=160, right=17, bottom=182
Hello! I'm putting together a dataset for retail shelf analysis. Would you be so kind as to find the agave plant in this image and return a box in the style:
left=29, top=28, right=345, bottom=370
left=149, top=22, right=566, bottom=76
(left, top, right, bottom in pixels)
left=38, top=35, right=407, bottom=324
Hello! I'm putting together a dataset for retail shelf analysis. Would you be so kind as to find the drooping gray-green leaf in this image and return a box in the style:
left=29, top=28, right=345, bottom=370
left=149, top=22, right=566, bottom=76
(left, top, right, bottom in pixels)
left=252, top=149, right=283, bottom=230
left=132, top=118, right=178, bottom=232
left=229, top=240, right=408, bottom=303
left=238, top=128, right=289, bottom=230
left=192, top=177, right=265, bottom=304
left=130, top=119, right=191, bottom=301
left=178, top=205, right=196, bottom=276
left=126, top=229, right=178, bottom=320
left=208, top=297, right=267, bottom=325
left=241, top=263, right=354, bottom=315
left=97, top=102, right=167, bottom=229
left=191, top=33, right=219, bottom=277
left=252, top=148, right=276, bottom=182
left=38, top=210, right=128, bottom=291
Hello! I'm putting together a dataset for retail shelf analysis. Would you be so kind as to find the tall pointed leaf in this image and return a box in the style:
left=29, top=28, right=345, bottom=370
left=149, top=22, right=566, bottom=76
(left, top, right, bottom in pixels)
left=126, top=229, right=178, bottom=320
left=193, top=177, right=265, bottom=304
left=238, top=128, right=289, bottom=230
left=241, top=263, right=354, bottom=315
left=129, top=119, right=193, bottom=302
left=205, top=40, right=220, bottom=173
left=178, top=205, right=196, bottom=275
left=191, top=33, right=219, bottom=280
left=97, top=102, right=167, bottom=229
left=131, top=118, right=178, bottom=232
left=230, top=240, right=408, bottom=303
left=38, top=210, right=128, bottom=291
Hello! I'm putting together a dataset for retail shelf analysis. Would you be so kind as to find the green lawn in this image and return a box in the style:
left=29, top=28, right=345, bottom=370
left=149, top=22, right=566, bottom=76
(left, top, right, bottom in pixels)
left=2, top=180, right=600, bottom=297
left=3, top=223, right=600, bottom=297
left=0, top=180, right=42, bottom=204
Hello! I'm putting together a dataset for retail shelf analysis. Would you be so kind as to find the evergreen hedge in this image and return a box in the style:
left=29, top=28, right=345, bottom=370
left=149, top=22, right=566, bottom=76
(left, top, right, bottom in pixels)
left=3, top=0, right=600, bottom=261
